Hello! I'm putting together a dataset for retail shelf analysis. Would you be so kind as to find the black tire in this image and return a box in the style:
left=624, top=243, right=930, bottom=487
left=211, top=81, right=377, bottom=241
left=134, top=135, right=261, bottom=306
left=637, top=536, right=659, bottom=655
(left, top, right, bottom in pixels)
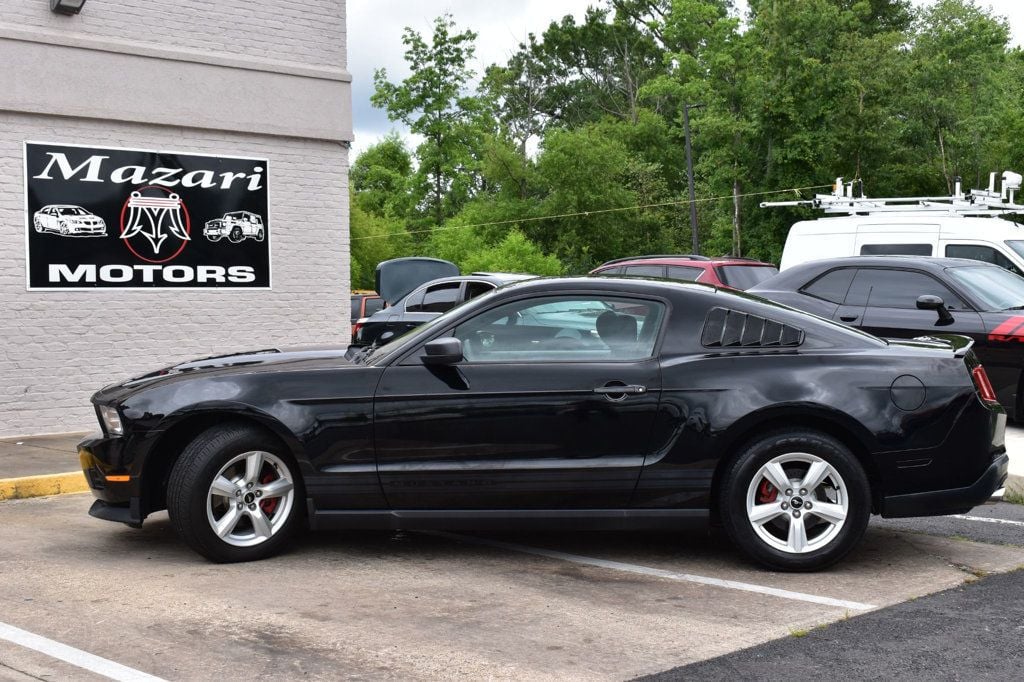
left=167, top=423, right=305, bottom=563
left=208, top=234, right=221, bottom=242
left=718, top=429, right=870, bottom=572
left=229, top=226, right=244, bottom=243
left=256, top=228, right=264, bottom=242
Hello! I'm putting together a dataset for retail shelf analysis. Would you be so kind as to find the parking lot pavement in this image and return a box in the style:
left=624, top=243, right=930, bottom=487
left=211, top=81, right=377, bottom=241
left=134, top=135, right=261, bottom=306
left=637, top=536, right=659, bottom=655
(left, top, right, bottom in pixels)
left=2, top=495, right=1024, bottom=681
left=640, top=568, right=1024, bottom=681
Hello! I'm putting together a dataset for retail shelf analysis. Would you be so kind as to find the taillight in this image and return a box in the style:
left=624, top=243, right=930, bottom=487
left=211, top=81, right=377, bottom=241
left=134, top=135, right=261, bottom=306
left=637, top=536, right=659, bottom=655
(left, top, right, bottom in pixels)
left=971, top=365, right=999, bottom=404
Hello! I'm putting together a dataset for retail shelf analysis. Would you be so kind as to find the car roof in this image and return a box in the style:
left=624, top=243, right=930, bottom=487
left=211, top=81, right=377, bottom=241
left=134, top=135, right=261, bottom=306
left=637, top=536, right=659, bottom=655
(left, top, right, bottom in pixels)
left=417, top=273, right=534, bottom=286
left=748, top=255, right=1002, bottom=293
left=781, top=255, right=990, bottom=271
left=790, top=214, right=1024, bottom=239
left=593, top=255, right=775, bottom=269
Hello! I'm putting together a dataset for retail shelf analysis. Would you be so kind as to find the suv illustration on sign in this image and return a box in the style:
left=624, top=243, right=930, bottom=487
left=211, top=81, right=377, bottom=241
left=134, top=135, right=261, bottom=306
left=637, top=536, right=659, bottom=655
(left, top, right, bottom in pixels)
left=203, top=211, right=265, bottom=243
left=33, top=205, right=107, bottom=236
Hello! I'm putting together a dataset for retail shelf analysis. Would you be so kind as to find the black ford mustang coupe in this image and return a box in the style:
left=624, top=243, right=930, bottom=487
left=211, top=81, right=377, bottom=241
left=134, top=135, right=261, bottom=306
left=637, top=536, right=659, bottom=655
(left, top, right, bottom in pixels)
left=79, top=277, right=1008, bottom=571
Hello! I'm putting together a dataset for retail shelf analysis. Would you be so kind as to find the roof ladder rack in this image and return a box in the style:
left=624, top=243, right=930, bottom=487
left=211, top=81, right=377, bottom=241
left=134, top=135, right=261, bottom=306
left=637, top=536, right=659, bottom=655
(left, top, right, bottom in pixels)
left=760, top=172, right=1024, bottom=217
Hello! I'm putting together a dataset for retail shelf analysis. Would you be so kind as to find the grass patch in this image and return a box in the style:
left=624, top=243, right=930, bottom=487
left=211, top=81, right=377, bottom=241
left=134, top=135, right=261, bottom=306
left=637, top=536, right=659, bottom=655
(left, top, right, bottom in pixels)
left=789, top=628, right=810, bottom=638
left=1004, top=489, right=1024, bottom=506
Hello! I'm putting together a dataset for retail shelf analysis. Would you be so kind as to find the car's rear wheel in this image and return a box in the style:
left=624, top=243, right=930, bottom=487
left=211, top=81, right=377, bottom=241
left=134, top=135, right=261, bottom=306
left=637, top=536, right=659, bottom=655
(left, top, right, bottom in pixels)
left=167, top=424, right=304, bottom=563
left=719, top=430, right=870, bottom=571
left=256, top=228, right=264, bottom=241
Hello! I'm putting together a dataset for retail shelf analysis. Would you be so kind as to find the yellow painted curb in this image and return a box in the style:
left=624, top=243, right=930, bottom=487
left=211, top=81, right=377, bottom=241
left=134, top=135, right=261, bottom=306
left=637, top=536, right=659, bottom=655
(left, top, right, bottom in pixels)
left=0, top=472, right=89, bottom=501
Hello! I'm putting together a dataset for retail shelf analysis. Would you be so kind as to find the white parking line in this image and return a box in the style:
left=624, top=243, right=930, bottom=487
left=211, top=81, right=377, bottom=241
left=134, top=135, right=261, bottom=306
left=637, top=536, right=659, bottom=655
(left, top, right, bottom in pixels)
left=0, top=621, right=165, bottom=682
left=950, top=514, right=1024, bottom=527
left=436, top=532, right=876, bottom=611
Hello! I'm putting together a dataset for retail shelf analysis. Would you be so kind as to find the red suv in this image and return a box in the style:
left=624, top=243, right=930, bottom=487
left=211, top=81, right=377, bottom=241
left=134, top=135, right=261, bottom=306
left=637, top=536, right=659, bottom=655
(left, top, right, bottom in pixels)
left=589, top=254, right=778, bottom=290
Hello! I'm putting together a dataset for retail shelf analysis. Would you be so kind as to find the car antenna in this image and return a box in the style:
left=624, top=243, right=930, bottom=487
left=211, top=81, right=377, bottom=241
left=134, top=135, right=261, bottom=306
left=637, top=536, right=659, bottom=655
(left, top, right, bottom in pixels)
left=760, top=172, right=1024, bottom=217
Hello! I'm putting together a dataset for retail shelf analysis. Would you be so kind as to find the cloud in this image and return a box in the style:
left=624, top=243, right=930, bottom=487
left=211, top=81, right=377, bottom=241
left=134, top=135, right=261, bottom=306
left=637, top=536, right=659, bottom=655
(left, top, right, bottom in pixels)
left=349, top=0, right=593, bottom=158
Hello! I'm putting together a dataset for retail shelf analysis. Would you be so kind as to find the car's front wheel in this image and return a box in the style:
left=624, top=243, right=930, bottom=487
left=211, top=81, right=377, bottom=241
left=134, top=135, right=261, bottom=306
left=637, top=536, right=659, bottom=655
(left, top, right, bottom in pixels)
left=167, top=424, right=304, bottom=562
left=719, top=430, right=870, bottom=571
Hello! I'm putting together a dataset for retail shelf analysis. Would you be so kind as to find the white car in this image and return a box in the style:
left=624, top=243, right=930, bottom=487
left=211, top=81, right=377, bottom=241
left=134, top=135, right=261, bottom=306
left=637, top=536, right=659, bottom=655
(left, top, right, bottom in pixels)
left=33, top=205, right=107, bottom=236
left=204, top=211, right=265, bottom=243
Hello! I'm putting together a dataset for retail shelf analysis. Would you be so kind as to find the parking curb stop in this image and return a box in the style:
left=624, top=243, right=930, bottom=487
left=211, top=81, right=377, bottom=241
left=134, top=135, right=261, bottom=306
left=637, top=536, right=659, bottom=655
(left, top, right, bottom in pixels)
left=0, top=472, right=89, bottom=501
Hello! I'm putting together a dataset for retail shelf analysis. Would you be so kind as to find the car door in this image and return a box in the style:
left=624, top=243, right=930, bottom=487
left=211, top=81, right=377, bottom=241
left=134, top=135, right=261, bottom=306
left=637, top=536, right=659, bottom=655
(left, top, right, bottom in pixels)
left=844, top=267, right=985, bottom=339
left=42, top=207, right=56, bottom=230
left=373, top=293, right=669, bottom=509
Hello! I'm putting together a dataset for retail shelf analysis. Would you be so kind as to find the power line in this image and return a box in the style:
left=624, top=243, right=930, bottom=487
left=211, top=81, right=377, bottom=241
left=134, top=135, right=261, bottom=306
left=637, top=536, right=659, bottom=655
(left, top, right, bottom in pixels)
left=350, top=184, right=833, bottom=241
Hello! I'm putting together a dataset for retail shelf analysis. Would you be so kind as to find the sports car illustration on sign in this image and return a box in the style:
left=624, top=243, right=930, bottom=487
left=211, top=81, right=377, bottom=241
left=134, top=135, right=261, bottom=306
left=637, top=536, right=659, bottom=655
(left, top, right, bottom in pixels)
left=32, top=205, right=107, bottom=236
left=79, top=277, right=1007, bottom=571
left=204, top=211, right=265, bottom=243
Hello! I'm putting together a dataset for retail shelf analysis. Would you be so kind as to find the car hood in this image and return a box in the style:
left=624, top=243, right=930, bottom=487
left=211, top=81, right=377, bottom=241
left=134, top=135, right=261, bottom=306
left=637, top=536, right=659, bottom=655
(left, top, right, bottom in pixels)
left=93, top=345, right=356, bottom=404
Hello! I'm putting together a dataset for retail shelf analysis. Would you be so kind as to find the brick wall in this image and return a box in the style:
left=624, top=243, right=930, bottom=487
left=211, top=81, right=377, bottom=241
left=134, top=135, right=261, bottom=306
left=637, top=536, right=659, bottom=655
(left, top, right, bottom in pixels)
left=0, top=113, right=350, bottom=436
left=4, top=0, right=345, bottom=69
left=0, top=1, right=350, bottom=436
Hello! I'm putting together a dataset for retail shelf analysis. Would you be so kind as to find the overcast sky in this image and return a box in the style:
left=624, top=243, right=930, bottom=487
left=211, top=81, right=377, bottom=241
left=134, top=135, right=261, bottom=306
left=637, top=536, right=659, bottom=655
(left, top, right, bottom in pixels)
left=348, top=0, right=1024, bottom=159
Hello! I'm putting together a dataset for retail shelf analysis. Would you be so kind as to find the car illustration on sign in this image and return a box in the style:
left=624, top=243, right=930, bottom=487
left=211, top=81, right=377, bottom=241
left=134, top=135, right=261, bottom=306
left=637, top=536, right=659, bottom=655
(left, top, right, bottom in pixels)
left=204, top=211, right=265, bottom=243
left=79, top=276, right=1007, bottom=571
left=32, top=205, right=107, bottom=236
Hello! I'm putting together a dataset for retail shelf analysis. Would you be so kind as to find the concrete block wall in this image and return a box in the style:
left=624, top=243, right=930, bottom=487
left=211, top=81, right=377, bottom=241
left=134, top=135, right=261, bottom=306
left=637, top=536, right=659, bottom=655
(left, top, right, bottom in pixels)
left=0, top=1, right=351, bottom=437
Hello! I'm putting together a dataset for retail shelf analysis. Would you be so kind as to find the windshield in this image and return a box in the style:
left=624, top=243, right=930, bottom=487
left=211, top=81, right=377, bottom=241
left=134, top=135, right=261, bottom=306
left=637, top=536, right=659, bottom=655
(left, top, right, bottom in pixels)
left=58, top=207, right=88, bottom=216
left=946, top=265, right=1024, bottom=311
left=717, top=265, right=779, bottom=290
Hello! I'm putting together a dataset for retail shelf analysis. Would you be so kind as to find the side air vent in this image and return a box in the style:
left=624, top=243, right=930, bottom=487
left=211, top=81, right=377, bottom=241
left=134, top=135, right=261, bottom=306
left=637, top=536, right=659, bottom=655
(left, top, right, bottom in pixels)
left=701, top=307, right=804, bottom=348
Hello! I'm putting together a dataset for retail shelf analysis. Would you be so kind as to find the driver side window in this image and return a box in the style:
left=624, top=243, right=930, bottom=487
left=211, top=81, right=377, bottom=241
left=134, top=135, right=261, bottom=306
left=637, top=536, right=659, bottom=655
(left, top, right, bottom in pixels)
left=452, top=295, right=665, bottom=363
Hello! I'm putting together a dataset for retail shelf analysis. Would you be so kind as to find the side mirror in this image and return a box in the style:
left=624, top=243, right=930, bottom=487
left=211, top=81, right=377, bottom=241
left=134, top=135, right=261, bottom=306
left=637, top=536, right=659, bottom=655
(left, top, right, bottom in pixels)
left=916, top=295, right=954, bottom=325
left=422, top=337, right=463, bottom=365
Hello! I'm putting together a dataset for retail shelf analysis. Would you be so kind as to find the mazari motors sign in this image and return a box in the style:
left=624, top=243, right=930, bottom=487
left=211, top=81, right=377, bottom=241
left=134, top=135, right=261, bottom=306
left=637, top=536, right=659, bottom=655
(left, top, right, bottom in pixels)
left=24, top=142, right=271, bottom=289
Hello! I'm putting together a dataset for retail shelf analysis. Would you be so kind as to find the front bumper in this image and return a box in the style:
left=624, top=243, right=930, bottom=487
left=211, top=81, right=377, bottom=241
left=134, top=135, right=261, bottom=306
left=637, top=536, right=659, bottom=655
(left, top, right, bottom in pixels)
left=881, top=452, right=1009, bottom=518
left=78, top=432, right=144, bottom=526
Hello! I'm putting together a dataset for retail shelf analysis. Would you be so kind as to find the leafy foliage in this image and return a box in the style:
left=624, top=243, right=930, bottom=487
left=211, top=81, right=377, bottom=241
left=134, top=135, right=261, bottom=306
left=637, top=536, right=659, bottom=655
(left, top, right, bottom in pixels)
left=355, top=0, right=1023, bottom=285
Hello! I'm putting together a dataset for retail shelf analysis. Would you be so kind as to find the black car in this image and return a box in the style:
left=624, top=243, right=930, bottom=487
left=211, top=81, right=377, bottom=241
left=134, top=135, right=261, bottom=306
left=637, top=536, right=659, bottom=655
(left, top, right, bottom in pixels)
left=750, top=256, right=1024, bottom=418
left=79, top=277, right=1007, bottom=571
left=353, top=272, right=534, bottom=346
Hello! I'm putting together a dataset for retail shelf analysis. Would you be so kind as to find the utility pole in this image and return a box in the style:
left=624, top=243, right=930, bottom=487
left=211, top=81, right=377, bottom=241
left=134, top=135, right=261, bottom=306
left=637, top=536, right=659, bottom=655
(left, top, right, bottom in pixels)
left=683, top=103, right=704, bottom=254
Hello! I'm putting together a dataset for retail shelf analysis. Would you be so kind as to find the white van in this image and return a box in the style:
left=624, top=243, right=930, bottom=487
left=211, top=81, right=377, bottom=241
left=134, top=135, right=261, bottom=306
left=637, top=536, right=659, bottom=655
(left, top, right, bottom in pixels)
left=767, top=174, right=1024, bottom=274
left=779, top=214, right=1024, bottom=274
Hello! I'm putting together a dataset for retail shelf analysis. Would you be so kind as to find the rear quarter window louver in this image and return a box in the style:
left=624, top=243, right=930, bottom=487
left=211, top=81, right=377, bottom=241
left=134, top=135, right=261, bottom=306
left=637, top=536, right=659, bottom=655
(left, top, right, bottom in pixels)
left=701, top=307, right=804, bottom=348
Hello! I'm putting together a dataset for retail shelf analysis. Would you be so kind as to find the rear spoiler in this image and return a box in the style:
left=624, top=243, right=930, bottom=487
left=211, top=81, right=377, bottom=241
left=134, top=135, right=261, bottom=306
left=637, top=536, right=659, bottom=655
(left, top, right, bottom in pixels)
left=911, top=334, right=975, bottom=357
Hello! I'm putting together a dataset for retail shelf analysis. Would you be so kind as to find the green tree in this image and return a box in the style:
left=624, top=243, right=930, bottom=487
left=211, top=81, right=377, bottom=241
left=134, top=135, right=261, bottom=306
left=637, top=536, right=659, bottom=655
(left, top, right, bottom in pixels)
left=372, top=15, right=489, bottom=225
left=350, top=133, right=414, bottom=218
left=349, top=199, right=412, bottom=290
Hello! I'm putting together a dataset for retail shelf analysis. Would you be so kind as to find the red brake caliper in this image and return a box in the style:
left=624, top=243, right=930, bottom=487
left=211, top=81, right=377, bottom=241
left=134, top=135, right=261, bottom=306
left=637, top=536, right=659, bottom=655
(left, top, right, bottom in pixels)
left=758, top=479, right=778, bottom=504
left=260, top=472, right=280, bottom=515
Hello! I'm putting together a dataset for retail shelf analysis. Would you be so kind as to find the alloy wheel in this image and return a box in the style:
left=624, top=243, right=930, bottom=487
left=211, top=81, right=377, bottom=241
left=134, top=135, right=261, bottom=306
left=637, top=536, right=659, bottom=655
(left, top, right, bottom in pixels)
left=744, top=452, right=849, bottom=554
left=205, top=450, right=295, bottom=548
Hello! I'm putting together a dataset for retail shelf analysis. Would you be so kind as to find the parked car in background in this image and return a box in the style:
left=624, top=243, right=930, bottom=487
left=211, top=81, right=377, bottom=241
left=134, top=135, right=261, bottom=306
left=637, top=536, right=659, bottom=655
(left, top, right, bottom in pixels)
left=763, top=174, right=1024, bottom=275
left=778, top=213, right=1024, bottom=275
left=32, top=205, right=107, bottom=236
left=80, top=276, right=1007, bottom=570
left=590, top=255, right=778, bottom=290
left=350, top=291, right=383, bottom=340
left=750, top=256, right=1024, bottom=418
left=353, top=272, right=534, bottom=346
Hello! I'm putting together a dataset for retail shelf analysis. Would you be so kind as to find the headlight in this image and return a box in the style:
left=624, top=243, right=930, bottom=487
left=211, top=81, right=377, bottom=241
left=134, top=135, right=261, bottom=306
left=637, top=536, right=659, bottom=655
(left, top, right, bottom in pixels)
left=98, top=405, right=123, bottom=436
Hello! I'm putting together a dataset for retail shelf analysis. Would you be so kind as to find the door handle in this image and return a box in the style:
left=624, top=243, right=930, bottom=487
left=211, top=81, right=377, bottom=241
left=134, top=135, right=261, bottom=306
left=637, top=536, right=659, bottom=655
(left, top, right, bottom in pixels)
left=840, top=315, right=859, bottom=322
left=593, top=384, right=647, bottom=395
